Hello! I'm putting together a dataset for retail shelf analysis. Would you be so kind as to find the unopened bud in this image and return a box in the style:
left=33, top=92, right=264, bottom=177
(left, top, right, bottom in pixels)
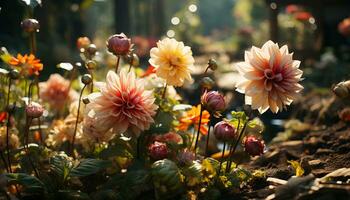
left=244, top=136, right=265, bottom=156
left=82, top=97, right=90, bottom=104
left=26, top=102, right=44, bottom=118
left=106, top=33, right=131, bottom=56
left=213, top=121, right=237, bottom=142
left=81, top=74, right=92, bottom=85
left=201, top=77, right=215, bottom=90
left=86, top=44, right=97, bottom=56
left=148, top=141, right=168, bottom=160
left=9, top=69, right=20, bottom=80
left=208, top=58, right=218, bottom=71
left=21, top=19, right=40, bottom=33
left=86, top=60, right=97, bottom=70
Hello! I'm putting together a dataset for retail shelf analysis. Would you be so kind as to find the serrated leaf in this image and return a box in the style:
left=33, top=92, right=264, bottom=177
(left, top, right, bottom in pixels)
left=57, top=63, right=74, bottom=71
left=288, top=160, right=304, bottom=177
left=50, top=154, right=73, bottom=181
left=6, top=173, right=45, bottom=194
left=20, top=0, right=42, bottom=8
left=70, top=159, right=110, bottom=177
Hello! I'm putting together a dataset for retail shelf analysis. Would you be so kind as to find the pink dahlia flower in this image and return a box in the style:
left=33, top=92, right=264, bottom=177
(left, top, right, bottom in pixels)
left=235, top=41, right=303, bottom=113
left=85, top=69, right=158, bottom=137
left=39, top=74, right=78, bottom=110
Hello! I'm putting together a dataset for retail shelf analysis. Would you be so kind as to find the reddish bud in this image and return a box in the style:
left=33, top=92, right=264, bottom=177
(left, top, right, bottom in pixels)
left=21, top=19, right=40, bottom=33
left=177, top=149, right=195, bottom=165
left=107, top=33, right=131, bottom=56
left=76, top=37, right=91, bottom=50
left=201, top=91, right=226, bottom=113
left=213, top=121, right=236, bottom=142
left=148, top=142, right=168, bottom=160
left=244, top=136, right=265, bottom=156
left=26, top=102, right=44, bottom=118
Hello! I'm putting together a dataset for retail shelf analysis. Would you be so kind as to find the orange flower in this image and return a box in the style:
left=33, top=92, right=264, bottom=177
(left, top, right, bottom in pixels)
left=176, top=104, right=210, bottom=135
left=9, top=54, right=43, bottom=76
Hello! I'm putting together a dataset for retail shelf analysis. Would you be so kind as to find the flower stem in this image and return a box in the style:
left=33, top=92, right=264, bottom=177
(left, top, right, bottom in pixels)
left=193, top=104, right=203, bottom=155
left=128, top=56, right=133, bottom=72
left=204, top=66, right=210, bottom=74
left=205, top=116, right=212, bottom=157
left=226, top=120, right=248, bottom=173
left=218, top=142, right=226, bottom=175
left=71, top=84, right=87, bottom=156
left=161, top=83, right=167, bottom=99
left=5, top=78, right=13, bottom=173
left=89, top=69, right=94, bottom=93
left=35, top=76, right=43, bottom=144
left=0, top=150, right=9, bottom=173
left=24, top=116, right=40, bottom=178
left=29, top=32, right=37, bottom=55
left=115, top=56, right=120, bottom=73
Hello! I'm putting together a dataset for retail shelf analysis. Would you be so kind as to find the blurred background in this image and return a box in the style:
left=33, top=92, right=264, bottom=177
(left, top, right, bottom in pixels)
left=1, top=0, right=350, bottom=140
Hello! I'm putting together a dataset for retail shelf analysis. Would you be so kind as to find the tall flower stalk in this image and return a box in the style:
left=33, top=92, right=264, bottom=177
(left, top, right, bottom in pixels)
left=71, top=74, right=91, bottom=156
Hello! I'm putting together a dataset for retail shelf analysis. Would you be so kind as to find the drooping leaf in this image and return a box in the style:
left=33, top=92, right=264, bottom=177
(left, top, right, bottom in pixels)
left=6, top=173, right=46, bottom=194
left=288, top=160, right=304, bottom=177
left=70, top=159, right=111, bottom=177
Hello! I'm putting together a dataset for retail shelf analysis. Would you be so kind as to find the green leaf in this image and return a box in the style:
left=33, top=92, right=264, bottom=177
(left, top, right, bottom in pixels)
left=20, top=0, right=42, bottom=8
left=50, top=154, right=73, bottom=181
left=57, top=63, right=74, bottom=71
left=70, top=159, right=111, bottom=177
left=6, top=173, right=45, bottom=194
left=57, top=190, right=91, bottom=200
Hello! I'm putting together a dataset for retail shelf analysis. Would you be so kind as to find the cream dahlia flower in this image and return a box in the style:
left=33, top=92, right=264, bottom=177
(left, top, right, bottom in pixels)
left=149, top=38, right=194, bottom=87
left=84, top=69, right=158, bottom=138
left=39, top=74, right=78, bottom=110
left=235, top=41, right=303, bottom=113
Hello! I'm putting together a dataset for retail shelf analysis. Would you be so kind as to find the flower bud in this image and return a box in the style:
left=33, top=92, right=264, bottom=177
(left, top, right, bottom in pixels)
left=86, top=60, right=97, bottom=70
left=26, top=102, right=44, bottom=118
left=81, top=74, right=92, bottom=85
left=333, top=81, right=350, bottom=98
left=201, top=77, right=215, bottom=90
left=76, top=37, right=91, bottom=50
left=201, top=91, right=226, bottom=113
left=127, top=53, right=140, bottom=67
left=244, top=136, right=265, bottom=156
left=208, top=58, right=218, bottom=71
left=213, top=121, right=237, bottom=142
left=86, top=44, right=97, bottom=56
left=82, top=97, right=90, bottom=104
left=9, top=69, right=20, bottom=80
left=148, top=141, right=168, bottom=160
left=21, top=19, right=40, bottom=33
left=106, top=33, right=131, bottom=56
left=177, top=149, right=195, bottom=165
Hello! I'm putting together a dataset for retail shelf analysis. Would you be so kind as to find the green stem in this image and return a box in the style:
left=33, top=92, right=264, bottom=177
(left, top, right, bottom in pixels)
left=0, top=151, right=9, bottom=173
left=205, top=116, right=212, bottom=157
left=193, top=104, right=203, bottom=155
left=71, top=84, right=87, bottom=156
left=24, top=116, right=40, bottom=178
left=5, top=78, right=12, bottom=173
left=218, top=142, right=226, bottom=175
left=226, top=121, right=248, bottom=173
left=115, top=56, right=120, bottom=73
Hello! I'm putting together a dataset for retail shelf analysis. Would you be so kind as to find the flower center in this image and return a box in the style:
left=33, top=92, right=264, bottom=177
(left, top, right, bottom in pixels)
left=264, top=69, right=283, bottom=82
left=169, top=57, right=181, bottom=68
